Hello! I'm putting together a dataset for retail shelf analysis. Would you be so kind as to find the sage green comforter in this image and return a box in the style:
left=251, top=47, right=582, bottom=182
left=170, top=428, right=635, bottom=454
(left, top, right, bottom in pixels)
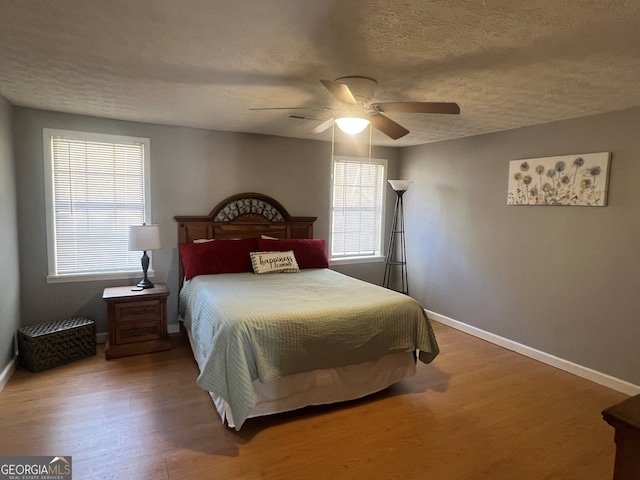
left=182, top=268, right=439, bottom=429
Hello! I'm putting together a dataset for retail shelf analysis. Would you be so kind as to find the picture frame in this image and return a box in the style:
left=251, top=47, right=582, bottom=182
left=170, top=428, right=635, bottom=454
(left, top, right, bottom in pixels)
left=507, top=152, right=611, bottom=206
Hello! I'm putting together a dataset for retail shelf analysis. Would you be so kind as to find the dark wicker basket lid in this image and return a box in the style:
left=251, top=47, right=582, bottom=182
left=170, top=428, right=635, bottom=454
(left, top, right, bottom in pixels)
left=19, top=317, right=94, bottom=338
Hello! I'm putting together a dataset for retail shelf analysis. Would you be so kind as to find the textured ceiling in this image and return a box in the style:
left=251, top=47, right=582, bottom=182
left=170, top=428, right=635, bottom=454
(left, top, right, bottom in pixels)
left=1, top=0, right=640, bottom=147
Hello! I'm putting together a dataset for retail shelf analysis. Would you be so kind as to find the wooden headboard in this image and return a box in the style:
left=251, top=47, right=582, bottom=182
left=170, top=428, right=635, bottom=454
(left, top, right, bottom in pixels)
left=174, top=192, right=317, bottom=282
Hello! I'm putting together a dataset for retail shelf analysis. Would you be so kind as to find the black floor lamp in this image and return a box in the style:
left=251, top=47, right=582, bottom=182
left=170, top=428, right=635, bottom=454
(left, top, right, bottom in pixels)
left=383, top=180, right=412, bottom=295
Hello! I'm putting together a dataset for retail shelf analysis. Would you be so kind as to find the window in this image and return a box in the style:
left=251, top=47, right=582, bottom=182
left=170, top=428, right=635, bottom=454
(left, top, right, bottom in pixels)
left=43, top=129, right=151, bottom=282
left=330, top=155, right=387, bottom=263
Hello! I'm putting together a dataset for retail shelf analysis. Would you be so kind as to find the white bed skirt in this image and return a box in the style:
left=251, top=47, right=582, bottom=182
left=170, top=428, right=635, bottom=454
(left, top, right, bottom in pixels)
left=186, top=328, right=416, bottom=428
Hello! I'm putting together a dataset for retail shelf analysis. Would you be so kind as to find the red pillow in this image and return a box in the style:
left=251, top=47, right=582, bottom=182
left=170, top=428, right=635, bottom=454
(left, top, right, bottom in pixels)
left=256, top=238, right=329, bottom=269
left=179, top=238, right=259, bottom=280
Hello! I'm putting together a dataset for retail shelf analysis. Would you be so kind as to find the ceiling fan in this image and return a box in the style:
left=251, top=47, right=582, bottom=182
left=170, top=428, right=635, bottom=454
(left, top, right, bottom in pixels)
left=250, top=76, right=460, bottom=140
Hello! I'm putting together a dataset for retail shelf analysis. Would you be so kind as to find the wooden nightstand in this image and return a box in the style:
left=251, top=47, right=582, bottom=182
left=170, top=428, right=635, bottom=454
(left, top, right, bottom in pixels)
left=102, top=284, right=171, bottom=359
left=603, top=394, right=640, bottom=480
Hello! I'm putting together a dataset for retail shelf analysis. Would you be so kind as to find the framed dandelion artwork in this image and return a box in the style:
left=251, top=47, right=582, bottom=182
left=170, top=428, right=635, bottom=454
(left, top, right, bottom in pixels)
left=507, top=152, right=611, bottom=206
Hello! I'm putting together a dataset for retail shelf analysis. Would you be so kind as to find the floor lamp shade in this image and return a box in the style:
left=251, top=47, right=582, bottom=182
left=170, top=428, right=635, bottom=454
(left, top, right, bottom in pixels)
left=388, top=179, right=413, bottom=192
left=383, top=181, right=412, bottom=295
left=129, top=224, right=161, bottom=289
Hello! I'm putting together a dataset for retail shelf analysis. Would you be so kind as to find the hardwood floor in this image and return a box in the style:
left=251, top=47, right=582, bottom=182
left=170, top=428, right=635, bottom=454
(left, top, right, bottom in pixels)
left=0, top=322, right=628, bottom=480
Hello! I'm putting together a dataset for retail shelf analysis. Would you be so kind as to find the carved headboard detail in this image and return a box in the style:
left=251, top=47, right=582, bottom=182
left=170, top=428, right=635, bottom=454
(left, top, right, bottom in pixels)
left=212, top=196, right=286, bottom=222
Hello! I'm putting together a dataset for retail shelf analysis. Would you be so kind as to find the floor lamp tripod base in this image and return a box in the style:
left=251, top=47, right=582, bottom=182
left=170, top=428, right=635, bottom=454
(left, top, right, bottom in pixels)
left=383, top=187, right=409, bottom=295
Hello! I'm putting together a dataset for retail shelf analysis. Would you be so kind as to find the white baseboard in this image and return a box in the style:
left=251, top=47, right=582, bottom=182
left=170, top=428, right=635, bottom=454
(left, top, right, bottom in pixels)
left=427, top=310, right=640, bottom=397
left=0, top=357, right=17, bottom=394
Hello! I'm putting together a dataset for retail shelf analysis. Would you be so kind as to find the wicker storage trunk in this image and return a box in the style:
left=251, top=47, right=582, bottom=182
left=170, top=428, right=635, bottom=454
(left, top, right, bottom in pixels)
left=18, top=317, right=96, bottom=372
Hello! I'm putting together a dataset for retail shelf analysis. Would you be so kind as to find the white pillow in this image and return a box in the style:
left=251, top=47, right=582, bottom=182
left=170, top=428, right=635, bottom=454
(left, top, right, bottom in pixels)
left=193, top=238, right=215, bottom=243
left=260, top=235, right=278, bottom=240
left=250, top=251, right=299, bottom=274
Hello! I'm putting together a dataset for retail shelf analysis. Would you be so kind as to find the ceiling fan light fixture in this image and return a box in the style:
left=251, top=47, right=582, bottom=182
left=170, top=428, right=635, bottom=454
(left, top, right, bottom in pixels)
left=335, top=117, right=370, bottom=135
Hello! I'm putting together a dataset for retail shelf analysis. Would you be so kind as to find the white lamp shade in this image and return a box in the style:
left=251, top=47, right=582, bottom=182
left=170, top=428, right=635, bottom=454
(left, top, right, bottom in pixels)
left=388, top=180, right=413, bottom=191
left=335, top=117, right=370, bottom=135
left=129, top=224, right=161, bottom=251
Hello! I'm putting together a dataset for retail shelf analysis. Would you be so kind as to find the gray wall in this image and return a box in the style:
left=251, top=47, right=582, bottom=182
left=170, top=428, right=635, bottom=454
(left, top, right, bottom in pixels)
left=0, top=96, right=20, bottom=370
left=401, top=107, right=640, bottom=386
left=11, top=107, right=399, bottom=335
left=5, top=103, right=640, bottom=388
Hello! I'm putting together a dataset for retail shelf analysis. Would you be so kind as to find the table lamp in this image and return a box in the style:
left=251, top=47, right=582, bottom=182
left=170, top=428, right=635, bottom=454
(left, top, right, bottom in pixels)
left=128, top=223, right=161, bottom=289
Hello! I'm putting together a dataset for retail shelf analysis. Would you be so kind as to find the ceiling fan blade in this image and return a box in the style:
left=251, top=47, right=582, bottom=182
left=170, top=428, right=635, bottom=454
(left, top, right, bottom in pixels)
left=372, top=102, right=460, bottom=115
left=310, top=118, right=334, bottom=134
left=370, top=114, right=410, bottom=140
left=319, top=79, right=357, bottom=105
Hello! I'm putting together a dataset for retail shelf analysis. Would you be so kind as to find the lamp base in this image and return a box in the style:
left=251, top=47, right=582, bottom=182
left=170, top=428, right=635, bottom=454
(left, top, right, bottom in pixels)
left=137, top=277, right=155, bottom=289
left=137, top=250, right=154, bottom=289
left=383, top=189, right=409, bottom=295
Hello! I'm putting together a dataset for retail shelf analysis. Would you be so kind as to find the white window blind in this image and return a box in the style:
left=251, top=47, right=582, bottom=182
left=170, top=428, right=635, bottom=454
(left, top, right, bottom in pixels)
left=330, top=156, right=386, bottom=261
left=44, top=129, right=151, bottom=281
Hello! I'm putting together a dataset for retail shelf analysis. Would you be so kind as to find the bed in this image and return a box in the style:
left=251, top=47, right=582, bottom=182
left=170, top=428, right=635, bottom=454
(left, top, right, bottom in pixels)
left=175, top=193, right=439, bottom=430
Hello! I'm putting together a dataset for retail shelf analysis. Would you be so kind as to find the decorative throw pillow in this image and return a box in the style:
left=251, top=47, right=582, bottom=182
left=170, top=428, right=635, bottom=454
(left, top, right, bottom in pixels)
left=179, top=237, right=259, bottom=279
left=256, top=238, right=329, bottom=269
left=250, top=251, right=300, bottom=274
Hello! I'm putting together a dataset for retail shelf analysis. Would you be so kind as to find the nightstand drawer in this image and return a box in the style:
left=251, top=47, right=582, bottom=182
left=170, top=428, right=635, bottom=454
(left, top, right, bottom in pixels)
left=115, top=320, right=162, bottom=344
left=103, top=284, right=171, bottom=359
left=115, top=300, right=161, bottom=323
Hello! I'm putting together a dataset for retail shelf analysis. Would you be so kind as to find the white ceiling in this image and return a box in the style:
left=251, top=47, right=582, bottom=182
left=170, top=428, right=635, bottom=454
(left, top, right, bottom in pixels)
left=1, top=0, right=640, bottom=147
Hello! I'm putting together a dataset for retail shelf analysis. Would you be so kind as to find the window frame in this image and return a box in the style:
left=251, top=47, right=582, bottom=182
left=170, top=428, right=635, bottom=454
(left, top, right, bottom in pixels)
left=329, top=155, right=387, bottom=265
left=43, top=128, right=153, bottom=283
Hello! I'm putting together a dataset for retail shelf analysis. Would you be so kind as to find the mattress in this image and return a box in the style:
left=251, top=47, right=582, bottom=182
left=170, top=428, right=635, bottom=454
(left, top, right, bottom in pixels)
left=181, top=268, right=439, bottom=429
left=186, top=327, right=417, bottom=428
